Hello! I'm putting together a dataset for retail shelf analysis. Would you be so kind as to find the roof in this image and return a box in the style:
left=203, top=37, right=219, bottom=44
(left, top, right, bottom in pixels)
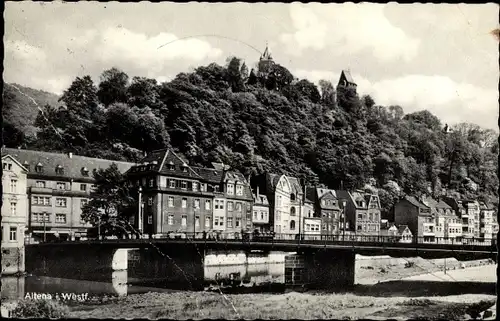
left=192, top=166, right=223, bottom=184
left=316, top=187, right=337, bottom=200
left=341, top=69, right=356, bottom=84
left=130, top=149, right=201, bottom=179
left=2, top=148, right=134, bottom=181
left=424, top=198, right=453, bottom=211
left=398, top=225, right=412, bottom=235
left=287, top=177, right=303, bottom=195
left=404, top=196, right=430, bottom=209
left=261, top=42, right=272, bottom=60
left=304, top=187, right=315, bottom=203
left=253, top=193, right=269, bottom=206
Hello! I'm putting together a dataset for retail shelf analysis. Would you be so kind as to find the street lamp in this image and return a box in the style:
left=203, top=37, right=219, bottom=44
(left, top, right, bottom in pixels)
left=43, top=211, right=48, bottom=243
left=138, top=186, right=143, bottom=236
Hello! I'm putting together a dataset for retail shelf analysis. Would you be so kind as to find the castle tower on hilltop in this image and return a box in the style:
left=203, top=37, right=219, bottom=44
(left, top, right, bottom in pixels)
left=257, top=42, right=275, bottom=78
left=337, top=69, right=357, bottom=92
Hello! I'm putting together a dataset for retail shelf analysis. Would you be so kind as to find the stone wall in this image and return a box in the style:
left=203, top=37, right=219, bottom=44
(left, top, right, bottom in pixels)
left=1, top=247, right=25, bottom=275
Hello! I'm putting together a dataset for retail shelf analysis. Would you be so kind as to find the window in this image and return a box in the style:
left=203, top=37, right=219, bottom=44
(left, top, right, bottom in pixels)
left=306, top=224, right=311, bottom=232
left=261, top=212, right=265, bottom=220
left=290, top=207, right=296, bottom=216
left=205, top=200, right=211, bottom=210
left=55, top=165, right=64, bottom=175
left=81, top=199, right=88, bottom=209
left=214, top=186, right=220, bottom=193
left=194, top=199, right=200, bottom=209
left=253, top=211, right=258, bottom=220
left=228, top=202, right=234, bottom=211
left=10, top=202, right=17, bottom=216
left=43, top=197, right=51, bottom=205
left=290, top=220, right=296, bottom=230
left=10, top=179, right=17, bottom=193
left=236, top=202, right=242, bottom=212
left=215, top=200, right=220, bottom=210
left=9, top=227, right=17, bottom=241
left=214, top=217, right=220, bottom=226
left=168, top=214, right=174, bottom=225
left=168, top=197, right=174, bottom=207
left=236, top=184, right=243, bottom=196
left=227, top=183, right=234, bottom=195
left=57, top=182, right=66, bottom=190
left=181, top=215, right=187, bottom=226
left=227, top=217, right=233, bottom=228
left=358, top=213, right=363, bottom=219
left=368, top=213, right=373, bottom=220
left=80, top=184, right=87, bottom=191
left=192, top=183, right=198, bottom=191
left=35, top=164, right=43, bottom=173
left=149, top=179, right=154, bottom=187
left=181, top=165, right=188, bottom=173
left=182, top=198, right=187, bottom=208
left=181, top=181, right=187, bottom=189
left=357, top=225, right=362, bottom=231
left=3, top=163, right=12, bottom=170
left=148, top=197, right=153, bottom=206
left=56, top=214, right=66, bottom=223
left=236, top=218, right=241, bottom=227
left=205, top=217, right=211, bottom=228
left=148, top=215, right=153, bottom=224
left=195, top=216, right=200, bottom=227
left=35, top=181, right=46, bottom=188
left=169, top=180, right=176, bottom=188
left=219, top=200, right=224, bottom=210
left=56, top=198, right=67, bottom=207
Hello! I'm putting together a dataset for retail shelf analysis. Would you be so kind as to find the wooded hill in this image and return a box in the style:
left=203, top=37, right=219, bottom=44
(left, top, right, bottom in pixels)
left=3, top=57, right=498, bottom=216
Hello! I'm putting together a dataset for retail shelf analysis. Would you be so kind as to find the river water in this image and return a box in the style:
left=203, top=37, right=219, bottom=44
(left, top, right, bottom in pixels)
left=1, top=251, right=291, bottom=301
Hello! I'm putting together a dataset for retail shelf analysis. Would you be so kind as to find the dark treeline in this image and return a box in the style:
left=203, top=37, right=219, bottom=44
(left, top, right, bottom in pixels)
left=3, top=57, right=498, bottom=216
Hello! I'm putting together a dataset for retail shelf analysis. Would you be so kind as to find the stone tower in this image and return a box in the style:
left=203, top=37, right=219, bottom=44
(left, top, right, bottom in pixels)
left=257, top=42, right=275, bottom=79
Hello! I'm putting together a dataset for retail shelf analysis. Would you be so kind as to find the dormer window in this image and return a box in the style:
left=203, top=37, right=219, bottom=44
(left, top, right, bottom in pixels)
left=181, top=163, right=188, bottom=173
left=35, top=163, right=43, bottom=173
left=23, top=161, right=30, bottom=171
left=168, top=161, right=175, bottom=171
left=81, top=167, right=89, bottom=176
left=55, top=165, right=64, bottom=175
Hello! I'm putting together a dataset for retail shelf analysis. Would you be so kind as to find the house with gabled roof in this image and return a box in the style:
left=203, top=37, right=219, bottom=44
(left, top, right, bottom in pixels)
left=422, top=197, right=462, bottom=242
left=127, top=149, right=253, bottom=237
left=2, top=147, right=134, bottom=241
left=336, top=190, right=381, bottom=236
left=250, top=173, right=303, bottom=236
left=313, top=187, right=342, bottom=237
left=394, top=196, right=435, bottom=243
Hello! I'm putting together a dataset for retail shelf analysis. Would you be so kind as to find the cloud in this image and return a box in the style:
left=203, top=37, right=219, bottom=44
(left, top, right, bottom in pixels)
left=281, top=3, right=420, bottom=61
left=96, top=27, right=223, bottom=68
left=294, top=69, right=498, bottom=130
left=3, top=27, right=223, bottom=94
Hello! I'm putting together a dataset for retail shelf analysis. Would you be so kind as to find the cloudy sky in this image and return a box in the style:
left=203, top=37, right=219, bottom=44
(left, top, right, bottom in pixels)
left=4, top=2, right=499, bottom=129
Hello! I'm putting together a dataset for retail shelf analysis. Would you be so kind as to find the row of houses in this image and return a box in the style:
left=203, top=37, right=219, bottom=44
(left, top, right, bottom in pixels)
left=2, top=147, right=498, bottom=250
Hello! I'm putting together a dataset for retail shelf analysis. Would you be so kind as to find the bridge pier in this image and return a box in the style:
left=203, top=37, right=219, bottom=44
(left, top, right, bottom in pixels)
left=285, top=249, right=356, bottom=290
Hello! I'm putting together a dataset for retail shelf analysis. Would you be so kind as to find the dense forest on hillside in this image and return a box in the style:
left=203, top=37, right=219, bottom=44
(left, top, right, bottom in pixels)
left=3, top=57, right=498, bottom=216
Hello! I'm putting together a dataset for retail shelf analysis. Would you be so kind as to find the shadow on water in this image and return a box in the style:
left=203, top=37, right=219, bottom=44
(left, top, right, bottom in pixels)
left=350, top=280, right=496, bottom=297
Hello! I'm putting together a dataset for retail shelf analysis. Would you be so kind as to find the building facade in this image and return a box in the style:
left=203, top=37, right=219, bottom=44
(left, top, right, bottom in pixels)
left=1, top=155, right=28, bottom=274
left=394, top=196, right=435, bottom=243
left=252, top=187, right=271, bottom=233
left=250, top=173, right=303, bottom=237
left=126, top=150, right=253, bottom=237
left=2, top=148, right=134, bottom=242
left=479, top=202, right=497, bottom=240
left=422, top=197, right=462, bottom=243
left=337, top=190, right=381, bottom=235
left=312, top=188, right=342, bottom=237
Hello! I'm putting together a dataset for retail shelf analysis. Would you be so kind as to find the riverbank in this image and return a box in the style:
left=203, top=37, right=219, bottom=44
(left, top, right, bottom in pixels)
left=68, top=291, right=496, bottom=320
left=65, top=263, right=496, bottom=320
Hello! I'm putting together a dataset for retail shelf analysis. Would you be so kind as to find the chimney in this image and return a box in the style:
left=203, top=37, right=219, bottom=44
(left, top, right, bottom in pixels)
left=256, top=186, right=260, bottom=198
left=68, top=152, right=73, bottom=159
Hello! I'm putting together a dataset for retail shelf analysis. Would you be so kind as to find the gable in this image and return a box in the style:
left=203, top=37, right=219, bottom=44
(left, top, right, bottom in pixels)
left=2, top=154, right=28, bottom=172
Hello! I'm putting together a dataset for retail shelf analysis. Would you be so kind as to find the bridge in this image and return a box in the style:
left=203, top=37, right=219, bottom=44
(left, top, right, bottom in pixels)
left=25, top=234, right=498, bottom=291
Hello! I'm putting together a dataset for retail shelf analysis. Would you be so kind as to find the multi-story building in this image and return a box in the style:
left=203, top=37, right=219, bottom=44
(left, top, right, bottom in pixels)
left=336, top=190, right=381, bottom=236
left=250, top=173, right=303, bottom=237
left=463, top=200, right=480, bottom=238
left=308, top=188, right=342, bottom=237
left=126, top=149, right=253, bottom=237
left=252, top=186, right=271, bottom=233
left=479, top=202, right=496, bottom=240
left=2, top=154, right=28, bottom=274
left=2, top=148, right=134, bottom=241
left=394, top=196, right=435, bottom=243
left=422, top=197, right=462, bottom=243
left=442, top=197, right=469, bottom=237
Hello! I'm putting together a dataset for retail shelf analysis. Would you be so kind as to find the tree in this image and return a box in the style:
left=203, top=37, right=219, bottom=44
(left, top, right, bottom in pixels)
left=319, top=80, right=336, bottom=107
left=226, top=57, right=245, bottom=92
left=81, top=164, right=138, bottom=237
left=127, top=77, right=163, bottom=110
left=60, top=76, right=99, bottom=119
left=97, top=67, right=130, bottom=107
